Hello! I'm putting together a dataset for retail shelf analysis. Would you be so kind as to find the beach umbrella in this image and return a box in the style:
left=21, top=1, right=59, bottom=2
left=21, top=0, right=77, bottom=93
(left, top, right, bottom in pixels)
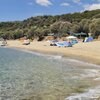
left=66, top=36, right=77, bottom=39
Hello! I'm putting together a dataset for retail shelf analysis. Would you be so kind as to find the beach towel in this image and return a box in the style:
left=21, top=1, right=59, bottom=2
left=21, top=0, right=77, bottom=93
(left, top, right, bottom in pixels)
left=56, top=41, right=72, bottom=47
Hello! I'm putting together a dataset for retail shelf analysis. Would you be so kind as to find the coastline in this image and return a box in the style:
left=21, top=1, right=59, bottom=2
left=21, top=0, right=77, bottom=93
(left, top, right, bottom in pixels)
left=7, top=40, right=100, bottom=65
left=1, top=40, right=100, bottom=100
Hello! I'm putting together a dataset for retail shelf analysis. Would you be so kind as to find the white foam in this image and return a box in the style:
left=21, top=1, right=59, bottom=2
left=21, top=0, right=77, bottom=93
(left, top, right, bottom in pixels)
left=11, top=47, right=63, bottom=59
left=94, top=77, right=100, bottom=81
left=48, top=55, right=62, bottom=60
left=65, top=86, right=100, bottom=100
left=80, top=69, right=100, bottom=78
left=67, top=69, right=100, bottom=82
left=10, top=47, right=100, bottom=68
left=66, top=58, right=100, bottom=68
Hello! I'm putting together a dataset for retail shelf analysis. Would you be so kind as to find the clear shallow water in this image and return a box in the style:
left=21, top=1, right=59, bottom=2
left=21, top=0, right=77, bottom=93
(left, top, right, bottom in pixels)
left=0, top=47, right=100, bottom=100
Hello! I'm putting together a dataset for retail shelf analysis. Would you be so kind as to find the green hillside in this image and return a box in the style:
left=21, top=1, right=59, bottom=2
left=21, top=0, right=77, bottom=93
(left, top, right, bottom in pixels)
left=0, top=9, right=100, bottom=40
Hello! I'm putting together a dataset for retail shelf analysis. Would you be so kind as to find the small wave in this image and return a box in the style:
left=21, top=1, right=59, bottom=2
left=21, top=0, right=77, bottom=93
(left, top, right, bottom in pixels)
left=10, top=48, right=47, bottom=56
left=11, top=47, right=62, bottom=59
left=65, top=86, right=100, bottom=100
left=48, top=55, right=62, bottom=60
left=80, top=69, right=100, bottom=78
left=94, top=77, right=100, bottom=81
left=68, top=69, right=100, bottom=81
left=9, top=47, right=100, bottom=68
left=66, top=58, right=100, bottom=68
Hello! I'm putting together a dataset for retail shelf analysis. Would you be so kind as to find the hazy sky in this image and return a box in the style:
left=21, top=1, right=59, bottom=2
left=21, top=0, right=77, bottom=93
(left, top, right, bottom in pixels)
left=0, top=0, right=100, bottom=21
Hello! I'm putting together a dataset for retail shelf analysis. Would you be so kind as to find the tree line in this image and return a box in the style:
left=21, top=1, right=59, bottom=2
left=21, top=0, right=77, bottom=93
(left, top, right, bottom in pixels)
left=0, top=9, right=100, bottom=40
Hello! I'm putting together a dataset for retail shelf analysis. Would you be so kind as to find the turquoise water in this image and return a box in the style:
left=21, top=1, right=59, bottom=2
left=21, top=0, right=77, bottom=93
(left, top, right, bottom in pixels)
left=0, top=47, right=100, bottom=100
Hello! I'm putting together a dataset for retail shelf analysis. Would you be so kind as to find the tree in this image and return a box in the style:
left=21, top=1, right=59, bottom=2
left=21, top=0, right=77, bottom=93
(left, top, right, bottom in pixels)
left=79, top=19, right=91, bottom=33
left=89, top=18, right=100, bottom=38
left=50, top=21, right=72, bottom=37
left=0, top=9, right=100, bottom=40
left=70, top=22, right=80, bottom=33
left=34, top=27, right=45, bottom=41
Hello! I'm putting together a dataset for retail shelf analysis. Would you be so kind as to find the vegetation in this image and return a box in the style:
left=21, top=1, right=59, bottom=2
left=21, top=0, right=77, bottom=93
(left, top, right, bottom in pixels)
left=0, top=9, right=100, bottom=40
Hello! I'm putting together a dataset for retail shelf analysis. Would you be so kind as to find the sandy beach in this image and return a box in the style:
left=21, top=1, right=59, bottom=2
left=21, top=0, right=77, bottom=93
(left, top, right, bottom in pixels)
left=7, top=40, right=100, bottom=65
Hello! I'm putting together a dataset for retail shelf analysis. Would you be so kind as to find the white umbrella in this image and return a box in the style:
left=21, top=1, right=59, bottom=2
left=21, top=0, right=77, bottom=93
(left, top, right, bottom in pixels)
left=66, top=36, right=77, bottom=39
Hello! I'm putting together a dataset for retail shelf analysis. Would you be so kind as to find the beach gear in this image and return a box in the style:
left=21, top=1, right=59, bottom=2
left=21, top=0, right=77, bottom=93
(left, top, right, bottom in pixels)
left=63, top=41, right=72, bottom=47
left=66, top=36, right=77, bottom=39
left=56, top=41, right=72, bottom=47
left=84, top=36, right=93, bottom=42
left=72, top=32, right=87, bottom=38
left=71, top=39, right=78, bottom=45
left=23, top=39, right=30, bottom=45
left=50, top=40, right=58, bottom=46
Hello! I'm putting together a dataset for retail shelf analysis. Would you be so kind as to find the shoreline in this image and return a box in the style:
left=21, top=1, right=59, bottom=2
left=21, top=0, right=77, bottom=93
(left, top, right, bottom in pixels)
left=8, top=46, right=100, bottom=67
left=7, top=40, right=100, bottom=65
left=1, top=40, right=100, bottom=100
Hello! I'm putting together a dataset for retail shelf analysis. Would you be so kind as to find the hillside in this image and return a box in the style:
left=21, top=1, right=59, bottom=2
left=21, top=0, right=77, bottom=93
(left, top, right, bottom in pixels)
left=0, top=9, right=100, bottom=40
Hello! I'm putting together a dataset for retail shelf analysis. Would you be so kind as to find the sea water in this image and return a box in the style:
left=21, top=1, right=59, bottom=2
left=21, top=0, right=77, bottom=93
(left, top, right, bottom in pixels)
left=0, top=47, right=100, bottom=100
